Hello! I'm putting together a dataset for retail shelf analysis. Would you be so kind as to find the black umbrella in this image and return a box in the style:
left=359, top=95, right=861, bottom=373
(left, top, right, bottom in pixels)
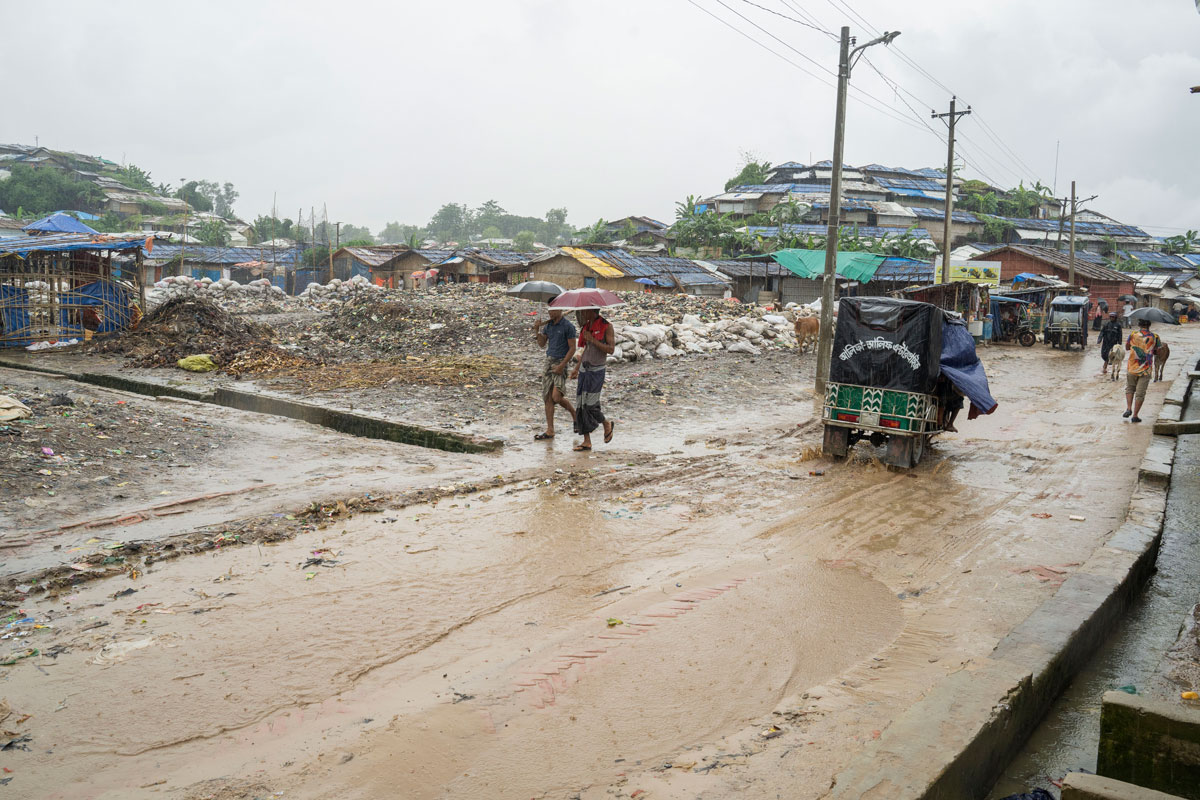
left=1118, top=294, right=1137, bottom=302
left=1127, top=306, right=1181, bottom=325
left=506, top=280, right=564, bottom=303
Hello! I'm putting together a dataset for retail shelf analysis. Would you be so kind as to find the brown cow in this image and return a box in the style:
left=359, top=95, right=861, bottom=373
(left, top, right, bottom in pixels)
left=794, top=316, right=819, bottom=353
left=1154, top=340, right=1170, bottom=382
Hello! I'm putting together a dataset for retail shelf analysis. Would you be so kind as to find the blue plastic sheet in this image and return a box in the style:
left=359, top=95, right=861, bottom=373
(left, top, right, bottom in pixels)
left=0, top=285, right=32, bottom=346
left=58, top=281, right=132, bottom=334
left=940, top=320, right=997, bottom=418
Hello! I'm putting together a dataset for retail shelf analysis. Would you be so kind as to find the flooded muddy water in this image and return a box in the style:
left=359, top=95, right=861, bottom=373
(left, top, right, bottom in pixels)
left=3, top=328, right=1198, bottom=799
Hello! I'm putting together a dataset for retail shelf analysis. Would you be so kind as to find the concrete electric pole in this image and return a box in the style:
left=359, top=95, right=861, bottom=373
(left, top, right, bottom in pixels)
left=932, top=98, right=971, bottom=284
left=814, top=26, right=900, bottom=401
left=1066, top=183, right=1098, bottom=287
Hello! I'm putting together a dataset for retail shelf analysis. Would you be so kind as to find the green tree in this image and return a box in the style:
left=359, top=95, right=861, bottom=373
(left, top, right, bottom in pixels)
left=175, top=181, right=213, bottom=213
left=514, top=230, right=538, bottom=251
left=378, top=221, right=422, bottom=244
left=338, top=223, right=374, bottom=243
left=577, top=218, right=610, bottom=244
left=116, top=164, right=156, bottom=193
left=980, top=215, right=1016, bottom=244
left=250, top=215, right=297, bottom=243
left=428, top=203, right=475, bottom=242
left=724, top=152, right=772, bottom=191
left=996, top=182, right=1042, bottom=219
left=0, top=164, right=106, bottom=216
left=481, top=225, right=503, bottom=240
left=1163, top=230, right=1199, bottom=255
left=541, top=207, right=569, bottom=243
left=962, top=191, right=998, bottom=215
left=196, top=218, right=231, bottom=246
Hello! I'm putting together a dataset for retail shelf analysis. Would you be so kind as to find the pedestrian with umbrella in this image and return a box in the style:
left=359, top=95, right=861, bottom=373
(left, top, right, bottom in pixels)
left=510, top=281, right=577, bottom=441
left=549, top=288, right=623, bottom=451
left=1121, top=308, right=1177, bottom=422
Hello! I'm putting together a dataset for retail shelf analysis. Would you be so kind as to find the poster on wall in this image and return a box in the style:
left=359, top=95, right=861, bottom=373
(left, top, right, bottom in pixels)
left=944, top=260, right=1000, bottom=286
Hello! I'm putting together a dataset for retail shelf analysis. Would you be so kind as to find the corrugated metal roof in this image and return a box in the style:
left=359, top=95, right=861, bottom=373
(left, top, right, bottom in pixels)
left=146, top=243, right=305, bottom=266
left=886, top=187, right=942, bottom=200
left=1117, top=250, right=1195, bottom=271
left=908, top=206, right=979, bottom=223
left=562, top=247, right=625, bottom=278
left=874, top=177, right=945, bottom=192
left=705, top=259, right=789, bottom=278
left=744, top=224, right=932, bottom=240
left=978, top=245, right=1131, bottom=283
left=0, top=233, right=150, bottom=258
left=872, top=257, right=936, bottom=282
left=999, top=216, right=1149, bottom=237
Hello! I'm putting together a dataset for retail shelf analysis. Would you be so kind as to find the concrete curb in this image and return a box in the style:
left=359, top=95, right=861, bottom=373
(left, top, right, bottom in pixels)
left=0, top=358, right=502, bottom=453
left=826, top=353, right=1198, bottom=800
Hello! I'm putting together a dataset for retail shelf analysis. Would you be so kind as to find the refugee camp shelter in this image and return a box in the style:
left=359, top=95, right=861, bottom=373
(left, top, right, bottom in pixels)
left=393, top=248, right=529, bottom=289
left=330, top=246, right=408, bottom=287
left=525, top=246, right=645, bottom=292
left=141, top=243, right=304, bottom=290
left=973, top=244, right=1135, bottom=312
left=0, top=233, right=149, bottom=348
left=23, top=212, right=99, bottom=235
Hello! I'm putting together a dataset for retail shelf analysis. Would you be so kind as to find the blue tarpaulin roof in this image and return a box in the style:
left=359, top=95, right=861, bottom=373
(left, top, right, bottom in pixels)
left=23, top=212, right=98, bottom=234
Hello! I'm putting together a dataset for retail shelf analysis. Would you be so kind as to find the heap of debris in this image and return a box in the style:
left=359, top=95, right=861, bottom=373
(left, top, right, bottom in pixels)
left=93, top=296, right=306, bottom=373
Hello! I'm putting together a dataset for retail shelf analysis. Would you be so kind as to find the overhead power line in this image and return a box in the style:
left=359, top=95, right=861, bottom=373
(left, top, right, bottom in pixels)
left=736, top=0, right=835, bottom=37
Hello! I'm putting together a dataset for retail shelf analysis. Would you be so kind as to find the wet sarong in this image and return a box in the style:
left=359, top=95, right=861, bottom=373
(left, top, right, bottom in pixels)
left=573, top=363, right=606, bottom=436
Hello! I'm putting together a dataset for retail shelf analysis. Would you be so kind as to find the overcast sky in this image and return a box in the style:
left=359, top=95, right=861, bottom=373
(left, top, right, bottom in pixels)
left=4, top=0, right=1198, bottom=236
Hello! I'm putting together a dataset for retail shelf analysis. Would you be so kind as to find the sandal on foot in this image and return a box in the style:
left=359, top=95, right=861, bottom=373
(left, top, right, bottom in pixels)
left=604, top=422, right=615, bottom=444
left=534, top=433, right=554, bottom=440
left=573, top=444, right=591, bottom=451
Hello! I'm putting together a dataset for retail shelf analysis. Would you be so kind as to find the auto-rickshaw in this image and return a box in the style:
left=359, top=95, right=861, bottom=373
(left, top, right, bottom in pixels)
left=822, top=298, right=938, bottom=468
left=1044, top=295, right=1090, bottom=350
left=990, top=295, right=1037, bottom=347
left=822, top=296, right=997, bottom=468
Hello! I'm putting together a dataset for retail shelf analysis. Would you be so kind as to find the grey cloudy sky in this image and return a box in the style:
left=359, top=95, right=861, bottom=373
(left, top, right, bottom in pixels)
left=4, top=0, right=1198, bottom=236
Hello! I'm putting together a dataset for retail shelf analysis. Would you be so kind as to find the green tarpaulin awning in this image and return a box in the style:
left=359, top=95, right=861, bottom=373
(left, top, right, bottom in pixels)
left=770, top=249, right=889, bottom=283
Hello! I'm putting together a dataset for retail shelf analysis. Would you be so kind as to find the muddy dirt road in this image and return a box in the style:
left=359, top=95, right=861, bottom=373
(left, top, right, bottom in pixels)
left=3, top=327, right=1197, bottom=800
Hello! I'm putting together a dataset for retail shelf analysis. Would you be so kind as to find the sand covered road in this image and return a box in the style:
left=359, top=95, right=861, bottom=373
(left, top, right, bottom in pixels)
left=2, top=325, right=1196, bottom=800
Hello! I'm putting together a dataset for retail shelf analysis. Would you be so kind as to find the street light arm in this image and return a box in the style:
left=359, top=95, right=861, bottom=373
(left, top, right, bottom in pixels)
left=849, top=30, right=899, bottom=71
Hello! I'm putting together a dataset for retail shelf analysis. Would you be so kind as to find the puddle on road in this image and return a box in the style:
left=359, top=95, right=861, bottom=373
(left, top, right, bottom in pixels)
left=6, top=485, right=902, bottom=799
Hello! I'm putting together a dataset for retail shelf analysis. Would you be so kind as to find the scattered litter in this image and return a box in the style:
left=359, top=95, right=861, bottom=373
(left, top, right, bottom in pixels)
left=606, top=618, right=623, bottom=628
left=592, top=585, right=631, bottom=597
left=90, top=638, right=153, bottom=666
left=1182, top=691, right=1199, bottom=701
left=1068, top=515, right=1086, bottom=522
left=177, top=354, right=218, bottom=372
left=1030, top=512, right=1052, bottom=519
left=0, top=397, right=32, bottom=422
left=1117, top=685, right=1137, bottom=694
left=760, top=725, right=784, bottom=739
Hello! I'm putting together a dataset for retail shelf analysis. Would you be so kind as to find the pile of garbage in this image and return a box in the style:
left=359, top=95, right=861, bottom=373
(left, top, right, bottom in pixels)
left=298, top=275, right=386, bottom=303
left=610, top=311, right=798, bottom=362
left=149, top=275, right=288, bottom=306
left=93, top=296, right=297, bottom=372
left=275, top=290, right=536, bottom=362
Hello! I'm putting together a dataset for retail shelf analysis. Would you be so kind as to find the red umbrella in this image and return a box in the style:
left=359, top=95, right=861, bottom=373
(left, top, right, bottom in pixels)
left=547, top=288, right=625, bottom=310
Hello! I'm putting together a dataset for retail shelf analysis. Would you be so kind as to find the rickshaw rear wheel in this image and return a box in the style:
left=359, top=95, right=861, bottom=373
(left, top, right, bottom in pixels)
left=823, top=424, right=849, bottom=458
left=1018, top=331, right=1035, bottom=347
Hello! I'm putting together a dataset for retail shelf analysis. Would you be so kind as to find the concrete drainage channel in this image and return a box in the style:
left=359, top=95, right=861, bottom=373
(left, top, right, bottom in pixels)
left=825, top=353, right=1200, bottom=800
left=0, top=361, right=502, bottom=454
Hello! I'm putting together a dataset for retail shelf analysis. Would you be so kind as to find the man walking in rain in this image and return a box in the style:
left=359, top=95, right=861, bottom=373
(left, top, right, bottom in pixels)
left=1123, top=318, right=1160, bottom=423
left=1099, top=312, right=1123, bottom=377
left=533, top=308, right=576, bottom=440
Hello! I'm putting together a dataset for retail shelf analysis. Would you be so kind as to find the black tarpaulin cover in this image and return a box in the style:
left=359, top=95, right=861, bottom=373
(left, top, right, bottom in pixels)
left=830, top=297, right=943, bottom=394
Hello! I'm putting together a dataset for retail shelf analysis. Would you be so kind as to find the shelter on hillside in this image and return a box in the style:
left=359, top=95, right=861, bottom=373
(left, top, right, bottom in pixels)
left=23, top=212, right=99, bottom=235
left=0, top=233, right=149, bottom=347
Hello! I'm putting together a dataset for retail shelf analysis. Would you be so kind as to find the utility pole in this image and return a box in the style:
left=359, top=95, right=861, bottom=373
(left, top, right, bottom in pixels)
left=1068, top=181, right=1077, bottom=286
left=932, top=97, right=971, bottom=284
left=1066, top=183, right=1098, bottom=287
left=1056, top=196, right=1067, bottom=250
left=815, top=26, right=900, bottom=401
